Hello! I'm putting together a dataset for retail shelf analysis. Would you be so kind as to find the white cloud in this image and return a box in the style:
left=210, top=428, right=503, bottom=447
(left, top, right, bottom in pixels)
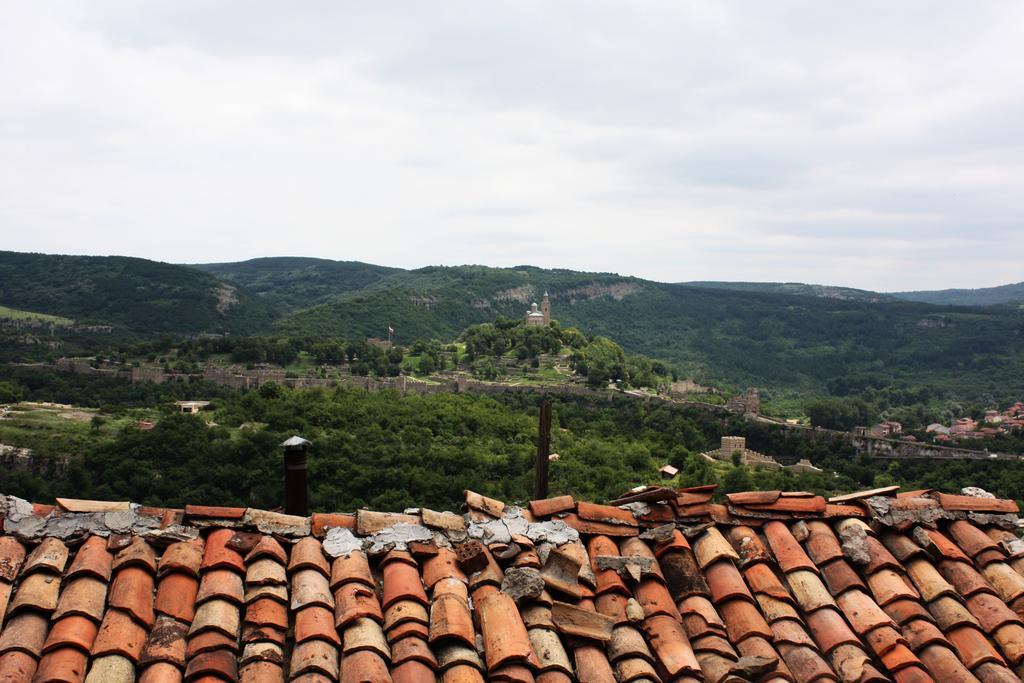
left=1, top=1, right=1022, bottom=291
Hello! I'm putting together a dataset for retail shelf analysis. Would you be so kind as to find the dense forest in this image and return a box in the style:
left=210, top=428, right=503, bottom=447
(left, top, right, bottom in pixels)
left=192, top=257, right=401, bottom=311
left=4, top=252, right=1024, bottom=429
left=0, top=251, right=275, bottom=336
left=3, top=368, right=1024, bottom=512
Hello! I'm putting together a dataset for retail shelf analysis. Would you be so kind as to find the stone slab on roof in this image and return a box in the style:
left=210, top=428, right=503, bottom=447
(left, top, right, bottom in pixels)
left=0, top=486, right=1021, bottom=682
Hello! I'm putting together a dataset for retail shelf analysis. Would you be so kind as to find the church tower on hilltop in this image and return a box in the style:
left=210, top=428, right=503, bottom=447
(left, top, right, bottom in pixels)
left=525, top=291, right=553, bottom=327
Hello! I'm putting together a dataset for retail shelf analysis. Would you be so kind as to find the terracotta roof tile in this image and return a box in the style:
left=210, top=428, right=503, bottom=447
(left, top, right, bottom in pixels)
left=929, top=595, right=980, bottom=631
left=185, top=648, right=240, bottom=681
left=915, top=644, right=980, bottom=682
left=334, top=581, right=383, bottom=628
left=718, top=598, right=774, bottom=642
left=725, top=525, right=771, bottom=567
left=558, top=513, right=637, bottom=537
left=330, top=549, right=375, bottom=590
left=200, top=528, right=244, bottom=573
left=612, top=654, right=660, bottom=681
left=602, top=626, right=651, bottom=663
left=946, top=625, right=1006, bottom=669
left=763, top=521, right=817, bottom=573
left=704, top=559, right=753, bottom=604
left=935, top=559, right=994, bottom=600
left=245, top=558, right=286, bottom=587
left=879, top=531, right=927, bottom=564
left=383, top=599, right=429, bottom=633
left=4, top=486, right=1024, bottom=681
left=391, top=658, right=436, bottom=683
left=863, top=536, right=902, bottom=574
left=429, top=592, right=475, bottom=647
left=92, top=609, right=147, bottom=661
left=35, top=645, right=89, bottom=682
left=112, top=537, right=158, bottom=575
left=21, top=537, right=69, bottom=577
left=693, top=527, right=740, bottom=569
left=188, top=598, right=240, bottom=639
left=634, top=577, right=681, bottom=620
left=820, top=559, right=868, bottom=597
left=865, top=568, right=920, bottom=606
left=883, top=598, right=934, bottom=627
left=917, top=529, right=971, bottom=564
left=387, top=619, right=429, bottom=644
left=528, top=496, right=575, bottom=518
left=311, top=512, right=356, bottom=538
left=439, top=663, right=485, bottom=683
left=289, top=537, right=330, bottom=577
left=108, top=565, right=156, bottom=626
left=156, top=540, right=203, bottom=579
left=382, top=557, right=428, bottom=609
left=964, top=592, right=1021, bottom=635
left=835, top=590, right=895, bottom=636
left=981, top=562, right=1024, bottom=603
left=787, top=570, right=838, bottom=612
left=804, top=607, right=860, bottom=654
left=804, top=521, right=845, bottom=565
left=0, top=611, right=48, bottom=658
left=155, top=571, right=199, bottom=623
left=140, top=616, right=187, bottom=669
left=291, top=568, right=334, bottom=611
left=245, top=595, right=288, bottom=629
left=8, top=571, right=61, bottom=614
left=641, top=614, right=700, bottom=676
left=52, top=576, right=107, bottom=622
left=66, top=536, right=112, bottom=583
left=294, top=605, right=341, bottom=646
left=0, top=537, right=26, bottom=582
left=658, top=547, right=710, bottom=601
left=0, top=650, right=37, bottom=681
left=43, top=614, right=99, bottom=655
left=934, top=493, right=1018, bottom=514
left=775, top=641, right=834, bottom=682
left=992, top=623, right=1024, bottom=666
left=974, top=548, right=1008, bottom=567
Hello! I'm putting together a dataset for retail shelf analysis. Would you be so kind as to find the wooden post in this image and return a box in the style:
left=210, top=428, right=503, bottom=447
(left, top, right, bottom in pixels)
left=535, top=400, right=552, bottom=500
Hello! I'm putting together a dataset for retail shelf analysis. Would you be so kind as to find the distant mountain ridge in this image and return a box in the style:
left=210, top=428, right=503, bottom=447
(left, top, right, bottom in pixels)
left=0, top=251, right=275, bottom=336
left=192, top=257, right=401, bottom=311
left=4, top=251, right=1024, bottom=403
left=890, top=281, right=1024, bottom=306
left=685, top=281, right=896, bottom=303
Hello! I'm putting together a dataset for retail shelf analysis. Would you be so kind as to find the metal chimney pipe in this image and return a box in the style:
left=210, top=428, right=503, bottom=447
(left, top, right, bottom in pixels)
left=281, top=436, right=311, bottom=516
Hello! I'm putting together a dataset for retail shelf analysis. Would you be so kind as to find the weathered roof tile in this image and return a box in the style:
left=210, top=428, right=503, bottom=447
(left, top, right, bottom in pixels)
left=2, top=487, right=1024, bottom=681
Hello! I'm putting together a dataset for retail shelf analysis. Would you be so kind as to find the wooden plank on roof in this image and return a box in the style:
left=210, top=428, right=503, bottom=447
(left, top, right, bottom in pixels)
left=828, top=486, right=900, bottom=504
left=56, top=498, right=131, bottom=513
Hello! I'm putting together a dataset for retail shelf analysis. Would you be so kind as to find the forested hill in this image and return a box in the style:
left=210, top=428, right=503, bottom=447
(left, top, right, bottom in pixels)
left=272, top=264, right=1024, bottom=399
left=0, top=251, right=275, bottom=336
left=6, top=251, right=1024, bottom=404
left=891, top=281, right=1024, bottom=306
left=686, top=281, right=896, bottom=303
left=192, top=257, right=401, bottom=311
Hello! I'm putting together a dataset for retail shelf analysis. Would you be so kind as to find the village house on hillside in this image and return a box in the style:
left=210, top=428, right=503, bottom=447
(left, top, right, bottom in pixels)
left=926, top=402, right=1024, bottom=443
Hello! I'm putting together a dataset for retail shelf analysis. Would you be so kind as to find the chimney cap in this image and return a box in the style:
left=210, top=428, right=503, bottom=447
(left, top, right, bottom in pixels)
left=281, top=435, right=311, bottom=448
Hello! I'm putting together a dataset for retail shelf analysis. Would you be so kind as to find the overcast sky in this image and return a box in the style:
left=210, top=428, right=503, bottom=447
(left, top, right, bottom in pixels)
left=2, top=2, right=1022, bottom=291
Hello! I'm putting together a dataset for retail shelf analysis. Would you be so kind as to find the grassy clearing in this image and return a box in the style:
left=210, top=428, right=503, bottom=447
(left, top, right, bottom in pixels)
left=0, top=305, right=73, bottom=325
left=0, top=404, right=152, bottom=457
